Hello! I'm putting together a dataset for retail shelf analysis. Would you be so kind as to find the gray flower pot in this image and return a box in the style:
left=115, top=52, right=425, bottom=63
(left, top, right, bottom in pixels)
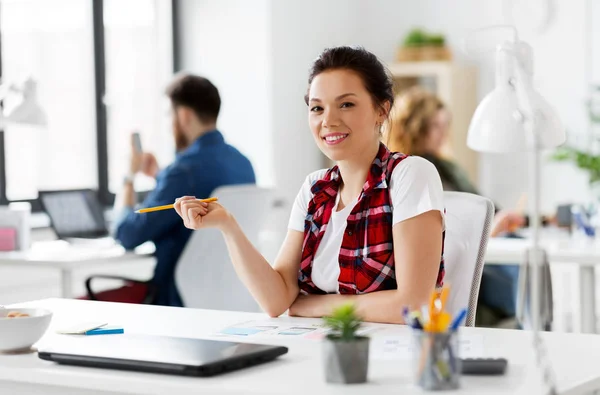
left=323, top=335, right=369, bottom=384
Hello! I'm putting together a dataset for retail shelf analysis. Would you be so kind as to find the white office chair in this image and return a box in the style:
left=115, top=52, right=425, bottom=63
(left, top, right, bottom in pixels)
left=442, top=191, right=494, bottom=326
left=175, top=184, right=275, bottom=312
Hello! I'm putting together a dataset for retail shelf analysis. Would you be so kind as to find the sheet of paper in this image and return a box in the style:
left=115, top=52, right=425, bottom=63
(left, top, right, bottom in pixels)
left=370, top=334, right=485, bottom=361
left=215, top=319, right=388, bottom=340
left=215, top=320, right=328, bottom=339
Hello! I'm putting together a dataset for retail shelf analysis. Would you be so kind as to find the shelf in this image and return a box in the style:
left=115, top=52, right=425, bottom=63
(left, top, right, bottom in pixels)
left=388, top=61, right=479, bottom=185
left=387, top=61, right=454, bottom=77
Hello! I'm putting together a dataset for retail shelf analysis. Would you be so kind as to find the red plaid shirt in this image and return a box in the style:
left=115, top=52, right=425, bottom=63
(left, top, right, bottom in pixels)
left=298, top=143, right=445, bottom=294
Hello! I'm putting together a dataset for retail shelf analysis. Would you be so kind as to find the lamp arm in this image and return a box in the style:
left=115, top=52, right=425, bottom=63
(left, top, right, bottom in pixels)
left=506, top=44, right=558, bottom=395
left=463, top=25, right=519, bottom=56
left=502, top=47, right=536, bottom=131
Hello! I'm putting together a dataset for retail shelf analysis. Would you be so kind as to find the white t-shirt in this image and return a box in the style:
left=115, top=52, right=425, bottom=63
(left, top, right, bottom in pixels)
left=288, top=156, right=444, bottom=293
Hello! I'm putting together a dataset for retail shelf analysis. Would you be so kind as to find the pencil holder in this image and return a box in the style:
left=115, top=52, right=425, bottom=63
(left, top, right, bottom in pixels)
left=413, top=330, right=460, bottom=391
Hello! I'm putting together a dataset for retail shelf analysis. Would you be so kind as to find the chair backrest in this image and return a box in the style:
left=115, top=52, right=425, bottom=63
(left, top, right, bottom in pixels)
left=175, top=184, right=274, bottom=312
left=443, top=191, right=494, bottom=326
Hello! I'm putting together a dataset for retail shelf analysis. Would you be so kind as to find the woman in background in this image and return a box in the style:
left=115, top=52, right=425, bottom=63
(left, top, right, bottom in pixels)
left=385, top=86, right=523, bottom=327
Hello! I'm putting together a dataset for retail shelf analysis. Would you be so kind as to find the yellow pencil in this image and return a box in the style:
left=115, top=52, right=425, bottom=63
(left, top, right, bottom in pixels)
left=135, top=197, right=218, bottom=214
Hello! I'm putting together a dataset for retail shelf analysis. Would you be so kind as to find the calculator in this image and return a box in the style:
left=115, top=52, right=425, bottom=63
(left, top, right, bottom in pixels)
left=460, top=358, right=508, bottom=375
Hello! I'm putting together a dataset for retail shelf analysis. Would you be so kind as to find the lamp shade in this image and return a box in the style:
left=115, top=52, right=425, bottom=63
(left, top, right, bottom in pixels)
left=467, top=86, right=565, bottom=152
left=467, top=39, right=565, bottom=153
left=4, top=97, right=46, bottom=127
left=0, top=78, right=46, bottom=128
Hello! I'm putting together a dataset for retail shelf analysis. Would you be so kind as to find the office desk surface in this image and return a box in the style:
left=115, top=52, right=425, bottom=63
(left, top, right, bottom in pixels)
left=0, top=242, right=156, bottom=299
left=0, top=240, right=155, bottom=269
left=485, top=235, right=600, bottom=333
left=1, top=299, right=600, bottom=395
left=486, top=235, right=600, bottom=266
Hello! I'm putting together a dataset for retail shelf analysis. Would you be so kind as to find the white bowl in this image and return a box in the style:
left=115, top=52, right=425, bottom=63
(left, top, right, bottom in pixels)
left=0, top=308, right=53, bottom=352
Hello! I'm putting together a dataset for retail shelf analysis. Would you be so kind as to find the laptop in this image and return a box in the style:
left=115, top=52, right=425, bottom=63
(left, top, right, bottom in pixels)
left=38, top=334, right=289, bottom=376
left=38, top=189, right=111, bottom=242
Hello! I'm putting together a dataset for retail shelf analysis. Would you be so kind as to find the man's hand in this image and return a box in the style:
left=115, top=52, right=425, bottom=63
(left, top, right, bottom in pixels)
left=141, top=153, right=159, bottom=179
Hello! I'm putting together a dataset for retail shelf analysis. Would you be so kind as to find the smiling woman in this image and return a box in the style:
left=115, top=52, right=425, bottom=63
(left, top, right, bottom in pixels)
left=173, top=46, right=445, bottom=324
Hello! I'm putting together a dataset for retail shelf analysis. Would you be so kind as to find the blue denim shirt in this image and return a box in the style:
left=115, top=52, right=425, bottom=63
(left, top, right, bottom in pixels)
left=114, top=130, right=256, bottom=306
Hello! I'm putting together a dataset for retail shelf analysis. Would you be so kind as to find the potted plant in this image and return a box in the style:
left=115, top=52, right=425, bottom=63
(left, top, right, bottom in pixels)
left=551, top=145, right=600, bottom=232
left=396, top=28, right=452, bottom=62
left=552, top=145, right=600, bottom=190
left=322, top=303, right=369, bottom=384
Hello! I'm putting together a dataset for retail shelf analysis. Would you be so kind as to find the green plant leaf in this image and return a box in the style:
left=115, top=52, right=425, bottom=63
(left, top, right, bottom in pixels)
left=427, top=34, right=445, bottom=46
left=550, top=145, right=600, bottom=184
left=403, top=28, right=427, bottom=47
left=323, top=302, right=363, bottom=340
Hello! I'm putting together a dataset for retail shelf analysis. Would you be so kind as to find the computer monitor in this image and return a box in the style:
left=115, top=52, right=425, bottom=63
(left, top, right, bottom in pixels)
left=38, top=189, right=109, bottom=240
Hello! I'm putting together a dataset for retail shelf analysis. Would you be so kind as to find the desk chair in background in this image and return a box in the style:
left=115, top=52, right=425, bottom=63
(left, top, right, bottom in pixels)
left=84, top=185, right=274, bottom=306
left=175, top=184, right=275, bottom=311
left=442, top=191, right=494, bottom=326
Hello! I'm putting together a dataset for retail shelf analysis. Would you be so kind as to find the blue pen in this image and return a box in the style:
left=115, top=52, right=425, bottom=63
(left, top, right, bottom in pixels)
left=410, top=314, right=424, bottom=330
left=84, top=326, right=124, bottom=335
left=402, top=307, right=421, bottom=330
left=402, top=306, right=410, bottom=323
left=450, top=308, right=468, bottom=331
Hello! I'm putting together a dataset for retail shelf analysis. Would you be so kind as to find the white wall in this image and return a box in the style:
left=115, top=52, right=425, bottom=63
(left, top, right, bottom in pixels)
left=268, top=0, right=362, bottom=207
left=357, top=0, right=591, bottom=212
left=177, top=0, right=274, bottom=187
left=178, top=0, right=593, bottom=216
left=178, top=0, right=365, bottom=236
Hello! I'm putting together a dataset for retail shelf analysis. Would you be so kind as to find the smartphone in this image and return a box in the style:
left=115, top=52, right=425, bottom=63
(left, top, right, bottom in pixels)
left=132, top=132, right=143, bottom=153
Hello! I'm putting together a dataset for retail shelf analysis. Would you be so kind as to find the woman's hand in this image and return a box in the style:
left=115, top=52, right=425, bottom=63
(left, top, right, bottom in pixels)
left=491, top=210, right=525, bottom=237
left=288, top=294, right=349, bottom=318
left=173, top=196, right=234, bottom=231
left=288, top=294, right=320, bottom=317
left=288, top=294, right=310, bottom=317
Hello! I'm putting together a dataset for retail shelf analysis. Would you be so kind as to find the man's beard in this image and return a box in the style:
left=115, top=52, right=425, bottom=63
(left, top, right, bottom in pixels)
left=173, top=118, right=188, bottom=152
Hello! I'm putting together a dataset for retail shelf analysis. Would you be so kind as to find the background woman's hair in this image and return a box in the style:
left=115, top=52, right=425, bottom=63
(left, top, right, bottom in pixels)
left=385, top=86, right=445, bottom=155
left=305, top=46, right=394, bottom=121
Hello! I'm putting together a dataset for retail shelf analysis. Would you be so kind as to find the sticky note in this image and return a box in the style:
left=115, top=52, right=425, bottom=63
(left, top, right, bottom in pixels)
left=56, top=322, right=107, bottom=335
left=220, top=327, right=265, bottom=336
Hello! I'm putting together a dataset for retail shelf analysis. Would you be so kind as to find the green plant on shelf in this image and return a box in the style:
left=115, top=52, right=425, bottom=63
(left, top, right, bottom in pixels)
left=402, top=28, right=446, bottom=47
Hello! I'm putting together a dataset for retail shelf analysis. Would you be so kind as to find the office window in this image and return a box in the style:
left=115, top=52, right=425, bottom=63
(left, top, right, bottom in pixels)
left=104, top=0, right=174, bottom=193
left=0, top=0, right=98, bottom=201
left=0, top=0, right=175, bottom=207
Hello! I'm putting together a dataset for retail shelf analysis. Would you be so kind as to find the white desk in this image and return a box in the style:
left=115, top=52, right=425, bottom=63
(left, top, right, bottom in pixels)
left=0, top=241, right=155, bottom=298
left=485, top=235, right=600, bottom=333
left=1, top=299, right=600, bottom=395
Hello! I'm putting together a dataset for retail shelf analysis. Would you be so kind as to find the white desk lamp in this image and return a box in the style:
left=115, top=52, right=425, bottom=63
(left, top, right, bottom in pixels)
left=467, top=26, right=565, bottom=395
left=0, top=77, right=46, bottom=128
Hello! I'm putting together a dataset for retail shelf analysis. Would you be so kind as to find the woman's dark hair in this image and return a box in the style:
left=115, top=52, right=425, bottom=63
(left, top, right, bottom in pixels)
left=166, top=73, right=221, bottom=124
left=304, top=46, right=394, bottom=116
